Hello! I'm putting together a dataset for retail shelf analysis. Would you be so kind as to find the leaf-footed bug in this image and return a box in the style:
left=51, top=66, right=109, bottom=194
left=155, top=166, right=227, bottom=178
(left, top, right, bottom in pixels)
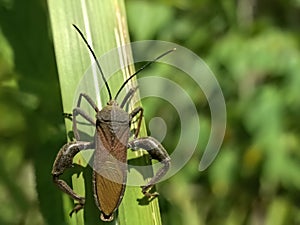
left=51, top=24, right=174, bottom=221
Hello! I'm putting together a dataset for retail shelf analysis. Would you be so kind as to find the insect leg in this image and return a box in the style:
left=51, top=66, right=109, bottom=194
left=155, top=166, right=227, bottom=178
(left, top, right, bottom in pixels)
left=76, top=93, right=99, bottom=111
left=72, top=107, right=96, bottom=140
left=130, top=107, right=144, bottom=138
left=52, top=141, right=94, bottom=216
left=128, top=137, right=170, bottom=197
left=72, top=93, right=99, bottom=140
left=120, top=86, right=138, bottom=108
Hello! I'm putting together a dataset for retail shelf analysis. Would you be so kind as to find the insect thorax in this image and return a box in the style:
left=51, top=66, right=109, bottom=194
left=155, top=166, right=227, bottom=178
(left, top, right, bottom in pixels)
left=97, top=104, right=130, bottom=124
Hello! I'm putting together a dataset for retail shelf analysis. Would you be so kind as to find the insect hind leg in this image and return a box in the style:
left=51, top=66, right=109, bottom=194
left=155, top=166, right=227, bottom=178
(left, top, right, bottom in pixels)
left=52, top=141, right=94, bottom=216
left=128, top=136, right=170, bottom=197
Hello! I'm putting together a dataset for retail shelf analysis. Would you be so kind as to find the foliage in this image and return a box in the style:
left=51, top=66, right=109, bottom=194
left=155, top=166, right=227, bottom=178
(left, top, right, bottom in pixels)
left=126, top=1, right=300, bottom=225
left=0, top=0, right=300, bottom=225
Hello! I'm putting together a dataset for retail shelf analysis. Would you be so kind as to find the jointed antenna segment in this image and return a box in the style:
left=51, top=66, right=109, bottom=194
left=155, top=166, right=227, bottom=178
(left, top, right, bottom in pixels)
left=114, top=48, right=176, bottom=100
left=72, top=24, right=112, bottom=100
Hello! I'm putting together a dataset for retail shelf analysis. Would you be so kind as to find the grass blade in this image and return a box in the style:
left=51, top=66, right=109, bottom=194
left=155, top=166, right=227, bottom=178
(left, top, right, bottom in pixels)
left=47, top=0, right=163, bottom=224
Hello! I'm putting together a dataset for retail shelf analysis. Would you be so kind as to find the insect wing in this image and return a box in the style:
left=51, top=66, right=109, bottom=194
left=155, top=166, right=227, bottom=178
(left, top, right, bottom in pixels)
left=93, top=120, right=129, bottom=220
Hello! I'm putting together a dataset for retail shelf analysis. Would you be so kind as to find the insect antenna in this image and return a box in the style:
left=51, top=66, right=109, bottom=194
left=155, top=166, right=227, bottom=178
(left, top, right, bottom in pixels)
left=72, top=24, right=112, bottom=101
left=114, top=48, right=176, bottom=100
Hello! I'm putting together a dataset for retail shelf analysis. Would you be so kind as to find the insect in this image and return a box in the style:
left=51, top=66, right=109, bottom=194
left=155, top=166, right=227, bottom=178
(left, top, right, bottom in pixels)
left=52, top=24, right=174, bottom=221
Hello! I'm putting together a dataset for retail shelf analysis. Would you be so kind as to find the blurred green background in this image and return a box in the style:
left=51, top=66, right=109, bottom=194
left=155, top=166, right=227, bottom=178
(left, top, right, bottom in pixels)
left=1, top=0, right=300, bottom=225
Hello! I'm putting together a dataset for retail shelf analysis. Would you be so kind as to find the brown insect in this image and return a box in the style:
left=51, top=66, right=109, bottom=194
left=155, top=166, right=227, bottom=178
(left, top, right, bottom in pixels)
left=52, top=24, right=174, bottom=221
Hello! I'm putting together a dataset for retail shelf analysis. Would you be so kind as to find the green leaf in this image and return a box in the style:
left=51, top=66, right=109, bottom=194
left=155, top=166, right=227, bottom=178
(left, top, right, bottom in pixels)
left=47, top=0, right=162, bottom=224
left=126, top=1, right=173, bottom=40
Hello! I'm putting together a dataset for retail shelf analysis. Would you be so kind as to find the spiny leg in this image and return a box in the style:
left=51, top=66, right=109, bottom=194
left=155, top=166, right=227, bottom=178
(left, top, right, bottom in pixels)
left=52, top=141, right=94, bottom=216
left=128, top=137, right=170, bottom=197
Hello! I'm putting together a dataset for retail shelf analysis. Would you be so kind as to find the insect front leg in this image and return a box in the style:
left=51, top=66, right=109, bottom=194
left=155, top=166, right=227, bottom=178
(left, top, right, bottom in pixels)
left=52, top=141, right=94, bottom=216
left=72, top=107, right=96, bottom=140
left=72, top=93, right=98, bottom=140
left=120, top=86, right=138, bottom=108
left=128, top=137, right=170, bottom=197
